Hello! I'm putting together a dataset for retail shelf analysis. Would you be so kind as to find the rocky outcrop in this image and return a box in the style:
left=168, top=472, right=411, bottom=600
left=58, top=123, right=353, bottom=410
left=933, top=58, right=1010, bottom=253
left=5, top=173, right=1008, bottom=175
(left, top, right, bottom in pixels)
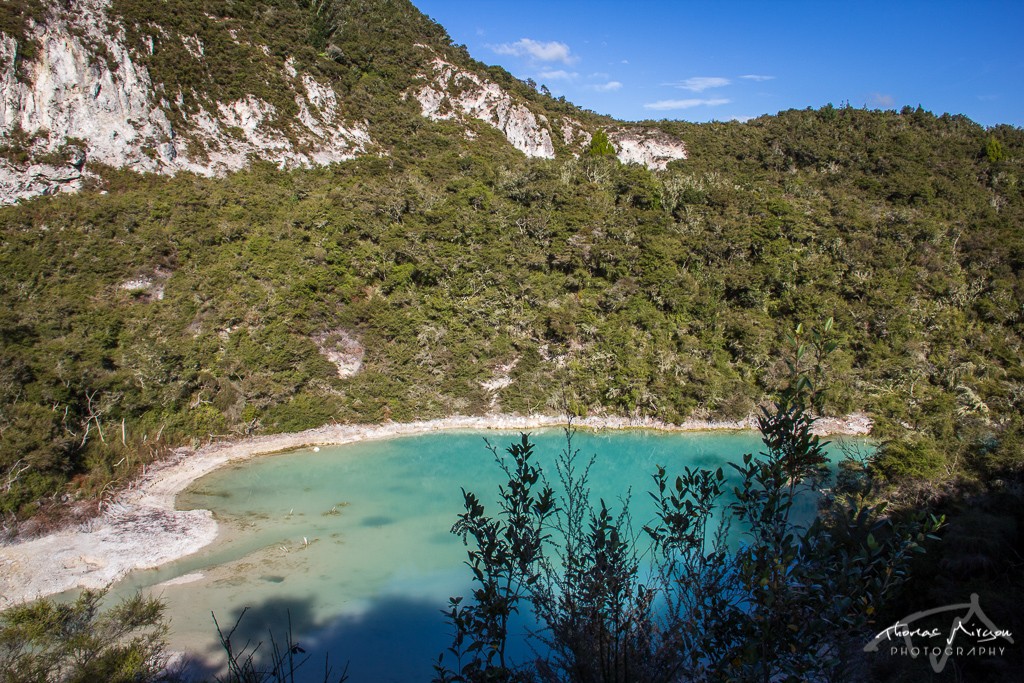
left=412, top=56, right=555, bottom=159
left=0, top=1, right=689, bottom=204
left=0, top=0, right=372, bottom=204
left=0, top=159, right=86, bottom=202
left=609, top=128, right=688, bottom=170
left=553, top=119, right=687, bottom=169
left=558, top=117, right=590, bottom=147
left=313, top=329, right=365, bottom=379
left=410, top=57, right=687, bottom=170
left=0, top=16, right=174, bottom=175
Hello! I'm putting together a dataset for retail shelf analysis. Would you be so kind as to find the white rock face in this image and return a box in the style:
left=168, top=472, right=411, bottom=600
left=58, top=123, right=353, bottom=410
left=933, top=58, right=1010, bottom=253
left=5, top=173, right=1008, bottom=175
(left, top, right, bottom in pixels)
left=0, top=2, right=688, bottom=204
left=558, top=117, right=590, bottom=147
left=411, top=55, right=686, bottom=170
left=0, top=21, right=171, bottom=174
left=0, top=159, right=85, bottom=202
left=313, top=329, right=365, bottom=378
left=0, top=0, right=373, bottom=204
left=609, top=128, right=688, bottom=170
left=413, top=57, right=555, bottom=159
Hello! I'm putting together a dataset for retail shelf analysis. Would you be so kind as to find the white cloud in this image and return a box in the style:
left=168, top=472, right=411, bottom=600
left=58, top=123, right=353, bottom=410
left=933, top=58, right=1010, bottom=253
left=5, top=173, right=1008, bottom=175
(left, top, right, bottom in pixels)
left=868, top=92, right=895, bottom=108
left=538, top=69, right=578, bottom=81
left=673, top=76, right=730, bottom=92
left=730, top=114, right=756, bottom=122
left=491, top=38, right=577, bottom=64
left=644, top=98, right=731, bottom=111
left=591, top=81, right=623, bottom=92
left=740, top=74, right=775, bottom=82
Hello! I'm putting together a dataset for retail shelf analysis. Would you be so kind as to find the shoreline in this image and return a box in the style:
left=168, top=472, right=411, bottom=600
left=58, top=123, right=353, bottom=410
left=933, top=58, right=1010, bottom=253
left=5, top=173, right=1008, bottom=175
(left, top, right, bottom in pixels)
left=0, top=412, right=871, bottom=607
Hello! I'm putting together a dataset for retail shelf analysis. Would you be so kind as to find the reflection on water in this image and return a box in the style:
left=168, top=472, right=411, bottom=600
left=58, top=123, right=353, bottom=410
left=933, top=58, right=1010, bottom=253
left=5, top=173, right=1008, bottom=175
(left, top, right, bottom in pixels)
left=107, top=428, right=856, bottom=681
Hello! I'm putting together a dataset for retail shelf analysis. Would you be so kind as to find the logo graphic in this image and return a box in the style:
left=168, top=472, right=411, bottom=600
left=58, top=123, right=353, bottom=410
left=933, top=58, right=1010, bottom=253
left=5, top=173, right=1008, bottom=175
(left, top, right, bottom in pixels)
left=864, top=593, right=1014, bottom=673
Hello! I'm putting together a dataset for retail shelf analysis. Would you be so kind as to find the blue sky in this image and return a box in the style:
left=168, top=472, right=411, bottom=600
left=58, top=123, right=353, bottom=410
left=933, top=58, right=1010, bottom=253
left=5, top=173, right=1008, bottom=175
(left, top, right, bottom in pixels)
left=411, top=1, right=1024, bottom=128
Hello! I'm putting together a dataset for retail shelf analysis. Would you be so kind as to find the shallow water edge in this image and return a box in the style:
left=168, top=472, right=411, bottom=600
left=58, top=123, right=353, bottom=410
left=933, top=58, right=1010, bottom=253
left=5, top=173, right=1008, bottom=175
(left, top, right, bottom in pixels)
left=0, top=412, right=871, bottom=607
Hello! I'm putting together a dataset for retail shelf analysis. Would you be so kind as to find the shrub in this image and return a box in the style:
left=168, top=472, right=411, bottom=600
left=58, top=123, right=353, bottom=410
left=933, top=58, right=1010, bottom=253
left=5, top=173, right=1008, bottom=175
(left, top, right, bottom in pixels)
left=0, top=589, right=169, bottom=683
left=584, top=130, right=616, bottom=158
left=872, top=435, right=946, bottom=481
left=436, top=348, right=943, bottom=682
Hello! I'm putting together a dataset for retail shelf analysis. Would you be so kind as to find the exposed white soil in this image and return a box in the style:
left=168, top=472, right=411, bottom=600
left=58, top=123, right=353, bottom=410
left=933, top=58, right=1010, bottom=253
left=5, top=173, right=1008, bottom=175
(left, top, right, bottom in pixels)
left=0, top=0, right=371, bottom=204
left=312, top=329, right=364, bottom=378
left=0, top=412, right=871, bottom=608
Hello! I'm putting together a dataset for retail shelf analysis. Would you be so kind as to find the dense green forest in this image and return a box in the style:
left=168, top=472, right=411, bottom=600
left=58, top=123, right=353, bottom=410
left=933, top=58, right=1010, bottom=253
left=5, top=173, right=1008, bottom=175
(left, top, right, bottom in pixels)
left=1, top=0, right=1023, bottom=678
left=2, top=105, right=1021, bottom=522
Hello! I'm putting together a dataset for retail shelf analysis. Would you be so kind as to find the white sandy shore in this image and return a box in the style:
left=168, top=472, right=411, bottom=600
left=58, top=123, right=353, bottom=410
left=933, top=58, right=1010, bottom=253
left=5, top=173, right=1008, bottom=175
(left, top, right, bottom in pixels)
left=0, top=412, right=871, bottom=608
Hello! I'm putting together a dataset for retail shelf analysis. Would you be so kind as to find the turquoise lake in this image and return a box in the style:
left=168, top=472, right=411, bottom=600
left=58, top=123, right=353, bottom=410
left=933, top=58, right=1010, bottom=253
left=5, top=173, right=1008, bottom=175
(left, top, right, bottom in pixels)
left=112, top=428, right=862, bottom=681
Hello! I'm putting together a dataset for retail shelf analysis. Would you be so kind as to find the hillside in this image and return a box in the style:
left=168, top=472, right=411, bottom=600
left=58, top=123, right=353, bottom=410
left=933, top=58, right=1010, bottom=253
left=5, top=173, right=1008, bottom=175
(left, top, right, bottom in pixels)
left=0, top=0, right=1020, bottom=513
left=0, top=0, right=683, bottom=203
left=0, top=3, right=1022, bottom=651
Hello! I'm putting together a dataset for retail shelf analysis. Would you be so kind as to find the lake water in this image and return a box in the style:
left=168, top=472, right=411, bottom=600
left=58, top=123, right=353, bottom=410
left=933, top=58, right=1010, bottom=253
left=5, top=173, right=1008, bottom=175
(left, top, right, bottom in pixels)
left=111, top=428, right=859, bottom=681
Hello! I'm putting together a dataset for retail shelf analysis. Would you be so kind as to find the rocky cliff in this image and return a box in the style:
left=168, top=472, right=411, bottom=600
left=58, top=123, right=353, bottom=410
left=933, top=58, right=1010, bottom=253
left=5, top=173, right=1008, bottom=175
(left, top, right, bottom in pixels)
left=0, top=0, right=371, bottom=203
left=0, top=0, right=687, bottom=205
left=410, top=51, right=687, bottom=169
left=411, top=54, right=556, bottom=159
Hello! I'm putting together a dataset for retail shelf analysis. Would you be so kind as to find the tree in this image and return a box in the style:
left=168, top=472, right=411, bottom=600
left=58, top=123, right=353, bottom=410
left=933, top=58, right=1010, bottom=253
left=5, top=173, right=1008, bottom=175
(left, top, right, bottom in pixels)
left=986, top=136, right=1005, bottom=163
left=436, top=323, right=943, bottom=682
left=585, top=130, right=616, bottom=158
left=437, top=435, right=555, bottom=681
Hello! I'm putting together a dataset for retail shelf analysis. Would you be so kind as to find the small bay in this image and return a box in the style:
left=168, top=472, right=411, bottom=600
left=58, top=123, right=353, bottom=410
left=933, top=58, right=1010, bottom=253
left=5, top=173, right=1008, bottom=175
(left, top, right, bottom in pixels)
left=110, top=428, right=863, bottom=681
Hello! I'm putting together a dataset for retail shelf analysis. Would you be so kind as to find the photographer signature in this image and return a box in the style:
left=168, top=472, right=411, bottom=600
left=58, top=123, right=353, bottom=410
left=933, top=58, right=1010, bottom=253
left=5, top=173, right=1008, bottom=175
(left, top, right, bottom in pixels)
left=864, top=593, right=1014, bottom=673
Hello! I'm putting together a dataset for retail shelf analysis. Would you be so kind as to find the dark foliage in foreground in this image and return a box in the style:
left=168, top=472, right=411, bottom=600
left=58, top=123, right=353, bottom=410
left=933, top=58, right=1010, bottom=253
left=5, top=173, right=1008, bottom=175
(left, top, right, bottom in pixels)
left=436, top=338, right=944, bottom=682
left=211, top=608, right=348, bottom=683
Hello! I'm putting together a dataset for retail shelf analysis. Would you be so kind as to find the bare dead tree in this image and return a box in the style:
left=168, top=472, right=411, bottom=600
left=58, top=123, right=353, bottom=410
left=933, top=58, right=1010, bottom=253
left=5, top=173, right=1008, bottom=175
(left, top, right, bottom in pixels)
left=82, top=389, right=106, bottom=446
left=3, top=460, right=30, bottom=493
